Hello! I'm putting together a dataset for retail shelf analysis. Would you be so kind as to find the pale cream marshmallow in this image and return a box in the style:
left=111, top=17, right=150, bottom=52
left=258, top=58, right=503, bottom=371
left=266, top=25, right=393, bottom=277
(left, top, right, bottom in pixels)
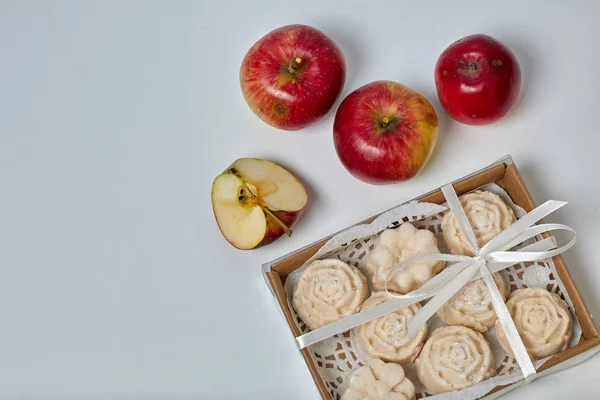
left=292, top=259, right=368, bottom=331
left=437, top=273, right=510, bottom=333
left=495, top=287, right=572, bottom=361
left=341, top=359, right=415, bottom=400
left=416, top=325, right=496, bottom=395
left=367, top=223, right=445, bottom=294
left=354, top=291, right=427, bottom=364
left=441, top=190, right=516, bottom=256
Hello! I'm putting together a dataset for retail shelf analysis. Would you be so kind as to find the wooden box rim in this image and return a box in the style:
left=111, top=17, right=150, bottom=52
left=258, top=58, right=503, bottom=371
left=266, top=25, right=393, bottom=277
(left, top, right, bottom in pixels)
left=261, top=155, right=599, bottom=400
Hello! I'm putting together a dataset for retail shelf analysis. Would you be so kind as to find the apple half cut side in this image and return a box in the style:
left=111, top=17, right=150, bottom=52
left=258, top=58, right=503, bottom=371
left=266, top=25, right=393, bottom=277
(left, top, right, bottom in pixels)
left=211, top=158, right=308, bottom=250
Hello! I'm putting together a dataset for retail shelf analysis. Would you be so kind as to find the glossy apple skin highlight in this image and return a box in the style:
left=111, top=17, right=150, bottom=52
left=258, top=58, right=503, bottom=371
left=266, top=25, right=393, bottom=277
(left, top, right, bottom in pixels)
left=435, top=34, right=521, bottom=125
left=240, top=24, right=345, bottom=130
left=333, top=81, right=439, bottom=184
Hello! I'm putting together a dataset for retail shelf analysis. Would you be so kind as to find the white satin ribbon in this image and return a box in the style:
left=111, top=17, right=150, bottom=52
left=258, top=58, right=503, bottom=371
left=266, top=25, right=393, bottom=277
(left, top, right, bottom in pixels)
left=294, top=184, right=576, bottom=389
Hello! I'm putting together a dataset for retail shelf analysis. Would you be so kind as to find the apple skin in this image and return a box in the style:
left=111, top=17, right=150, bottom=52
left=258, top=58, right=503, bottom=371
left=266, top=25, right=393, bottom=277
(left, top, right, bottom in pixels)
left=435, top=34, right=521, bottom=125
left=259, top=209, right=302, bottom=247
left=333, top=81, right=439, bottom=184
left=240, top=24, right=345, bottom=130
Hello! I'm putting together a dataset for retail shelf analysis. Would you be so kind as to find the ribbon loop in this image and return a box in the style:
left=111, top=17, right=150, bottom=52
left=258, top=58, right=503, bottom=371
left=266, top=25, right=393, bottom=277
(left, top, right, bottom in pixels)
left=479, top=200, right=568, bottom=255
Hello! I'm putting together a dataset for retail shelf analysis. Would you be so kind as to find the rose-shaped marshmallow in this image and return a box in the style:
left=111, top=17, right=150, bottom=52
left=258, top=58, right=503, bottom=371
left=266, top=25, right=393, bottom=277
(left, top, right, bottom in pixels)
left=367, top=223, right=445, bottom=294
left=341, top=359, right=415, bottom=400
left=495, top=287, right=572, bottom=360
left=292, top=259, right=368, bottom=330
left=437, top=273, right=509, bottom=333
left=441, top=190, right=516, bottom=256
left=354, top=291, right=427, bottom=364
left=416, top=326, right=496, bottom=394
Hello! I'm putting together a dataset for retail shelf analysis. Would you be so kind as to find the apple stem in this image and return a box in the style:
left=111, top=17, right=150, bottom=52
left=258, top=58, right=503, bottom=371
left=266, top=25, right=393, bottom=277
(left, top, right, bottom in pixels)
left=381, top=117, right=389, bottom=128
left=288, top=57, right=302, bottom=74
left=263, top=208, right=293, bottom=237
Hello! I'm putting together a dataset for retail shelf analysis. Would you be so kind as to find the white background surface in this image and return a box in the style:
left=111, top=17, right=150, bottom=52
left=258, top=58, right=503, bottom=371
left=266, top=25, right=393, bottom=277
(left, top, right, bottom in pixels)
left=1, top=0, right=600, bottom=399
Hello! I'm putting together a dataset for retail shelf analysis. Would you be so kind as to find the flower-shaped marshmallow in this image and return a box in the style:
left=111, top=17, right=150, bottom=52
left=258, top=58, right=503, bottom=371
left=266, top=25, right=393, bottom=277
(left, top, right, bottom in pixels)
left=437, top=272, right=510, bottom=333
left=292, top=259, right=368, bottom=330
left=441, top=190, right=516, bottom=256
left=415, top=325, right=496, bottom=394
left=341, top=359, right=415, bottom=400
left=367, top=223, right=445, bottom=294
left=354, top=291, right=427, bottom=364
left=495, top=287, right=572, bottom=360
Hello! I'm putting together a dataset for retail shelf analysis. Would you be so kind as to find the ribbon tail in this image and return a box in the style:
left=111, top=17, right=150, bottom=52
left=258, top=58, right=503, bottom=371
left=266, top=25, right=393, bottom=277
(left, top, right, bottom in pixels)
left=499, top=223, right=567, bottom=252
left=480, top=264, right=536, bottom=381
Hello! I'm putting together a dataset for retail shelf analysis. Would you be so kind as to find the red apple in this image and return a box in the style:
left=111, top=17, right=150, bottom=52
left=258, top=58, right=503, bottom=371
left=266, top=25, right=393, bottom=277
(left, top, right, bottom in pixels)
left=333, top=81, right=439, bottom=184
left=240, top=24, right=345, bottom=130
left=434, top=34, right=521, bottom=125
left=211, top=158, right=308, bottom=250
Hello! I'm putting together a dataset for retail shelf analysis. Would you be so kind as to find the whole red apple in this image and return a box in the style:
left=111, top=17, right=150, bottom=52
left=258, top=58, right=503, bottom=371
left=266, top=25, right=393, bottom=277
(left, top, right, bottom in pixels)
left=435, top=34, right=521, bottom=125
left=333, top=81, right=439, bottom=184
left=240, top=24, right=345, bottom=131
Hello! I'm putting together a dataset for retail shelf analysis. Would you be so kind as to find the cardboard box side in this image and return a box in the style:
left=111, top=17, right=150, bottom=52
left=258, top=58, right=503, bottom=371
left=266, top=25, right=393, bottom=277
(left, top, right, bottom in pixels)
left=484, top=337, right=599, bottom=398
left=497, top=165, right=598, bottom=340
left=537, top=337, right=598, bottom=372
left=418, top=163, right=507, bottom=203
left=267, top=271, right=330, bottom=399
left=551, top=256, right=598, bottom=339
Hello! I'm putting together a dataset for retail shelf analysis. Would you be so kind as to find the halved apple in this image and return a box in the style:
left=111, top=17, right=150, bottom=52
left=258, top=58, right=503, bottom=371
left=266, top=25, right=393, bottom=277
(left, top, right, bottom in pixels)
left=211, top=158, right=308, bottom=250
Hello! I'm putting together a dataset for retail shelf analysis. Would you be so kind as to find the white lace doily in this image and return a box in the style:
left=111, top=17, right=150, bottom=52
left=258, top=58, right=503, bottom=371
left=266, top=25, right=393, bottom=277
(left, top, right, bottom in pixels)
left=283, top=183, right=582, bottom=400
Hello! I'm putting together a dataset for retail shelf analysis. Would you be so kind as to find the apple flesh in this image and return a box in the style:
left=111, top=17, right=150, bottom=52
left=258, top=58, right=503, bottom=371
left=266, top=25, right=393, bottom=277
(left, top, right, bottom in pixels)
left=211, top=158, right=308, bottom=250
left=333, top=81, right=439, bottom=184
left=240, top=24, right=345, bottom=130
left=435, top=34, right=521, bottom=125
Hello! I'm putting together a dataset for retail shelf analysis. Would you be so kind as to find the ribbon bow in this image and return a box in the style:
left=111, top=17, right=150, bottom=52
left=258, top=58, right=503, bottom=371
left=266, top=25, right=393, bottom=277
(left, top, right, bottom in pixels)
left=295, top=184, right=576, bottom=385
left=384, top=185, right=576, bottom=383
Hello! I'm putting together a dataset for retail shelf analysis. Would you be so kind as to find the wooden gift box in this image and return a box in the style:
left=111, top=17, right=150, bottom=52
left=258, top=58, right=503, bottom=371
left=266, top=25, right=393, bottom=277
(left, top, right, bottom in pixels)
left=261, top=155, right=599, bottom=399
